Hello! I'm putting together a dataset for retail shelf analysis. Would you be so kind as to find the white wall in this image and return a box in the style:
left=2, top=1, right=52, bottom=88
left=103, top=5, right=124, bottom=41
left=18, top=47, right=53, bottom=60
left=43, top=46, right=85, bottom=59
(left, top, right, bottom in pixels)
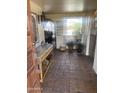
left=38, top=24, right=45, bottom=42
left=93, top=45, right=97, bottom=73
left=56, top=36, right=65, bottom=49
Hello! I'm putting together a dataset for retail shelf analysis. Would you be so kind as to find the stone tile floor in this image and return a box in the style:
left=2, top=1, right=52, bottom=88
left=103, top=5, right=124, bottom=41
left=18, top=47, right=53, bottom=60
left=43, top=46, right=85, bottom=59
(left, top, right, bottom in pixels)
left=43, top=50, right=97, bottom=93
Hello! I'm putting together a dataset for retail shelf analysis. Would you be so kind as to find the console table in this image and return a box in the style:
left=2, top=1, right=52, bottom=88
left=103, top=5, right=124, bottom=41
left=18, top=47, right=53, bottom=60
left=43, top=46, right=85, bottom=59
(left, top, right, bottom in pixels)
left=36, top=44, right=53, bottom=82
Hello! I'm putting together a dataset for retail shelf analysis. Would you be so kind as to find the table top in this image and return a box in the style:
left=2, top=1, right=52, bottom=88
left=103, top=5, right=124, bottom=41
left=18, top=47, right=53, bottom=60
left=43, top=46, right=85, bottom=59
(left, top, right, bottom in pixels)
left=36, top=44, right=53, bottom=57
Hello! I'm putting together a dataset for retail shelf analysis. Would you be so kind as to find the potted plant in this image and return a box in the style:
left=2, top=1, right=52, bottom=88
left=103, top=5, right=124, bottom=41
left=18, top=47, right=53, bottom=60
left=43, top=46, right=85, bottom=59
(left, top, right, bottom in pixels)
left=66, top=41, right=74, bottom=53
left=77, top=43, right=84, bottom=53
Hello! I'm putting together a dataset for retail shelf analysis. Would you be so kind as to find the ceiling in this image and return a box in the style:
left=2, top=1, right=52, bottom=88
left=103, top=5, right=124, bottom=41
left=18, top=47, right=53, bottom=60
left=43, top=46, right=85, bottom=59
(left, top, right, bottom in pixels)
left=32, top=0, right=97, bottom=14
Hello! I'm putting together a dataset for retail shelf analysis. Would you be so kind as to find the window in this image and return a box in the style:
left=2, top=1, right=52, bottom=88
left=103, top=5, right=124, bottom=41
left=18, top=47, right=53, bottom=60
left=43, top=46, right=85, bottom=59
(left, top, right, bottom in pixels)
left=63, top=17, right=83, bottom=36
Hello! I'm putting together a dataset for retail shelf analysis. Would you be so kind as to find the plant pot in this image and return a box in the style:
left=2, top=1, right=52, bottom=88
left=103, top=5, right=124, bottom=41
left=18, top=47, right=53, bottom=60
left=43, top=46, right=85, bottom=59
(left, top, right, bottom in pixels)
left=77, top=43, right=84, bottom=53
left=66, top=41, right=74, bottom=53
